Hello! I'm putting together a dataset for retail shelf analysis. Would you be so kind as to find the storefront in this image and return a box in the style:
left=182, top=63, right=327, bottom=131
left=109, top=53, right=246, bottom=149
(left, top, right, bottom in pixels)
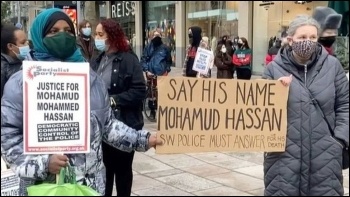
left=110, top=1, right=136, bottom=51
left=142, top=1, right=176, bottom=66
left=185, top=1, right=240, bottom=51
left=252, top=1, right=328, bottom=74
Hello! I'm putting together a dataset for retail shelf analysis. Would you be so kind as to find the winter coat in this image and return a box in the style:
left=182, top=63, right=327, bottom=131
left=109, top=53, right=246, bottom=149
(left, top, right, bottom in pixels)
left=214, top=52, right=233, bottom=79
left=91, top=51, right=146, bottom=130
left=1, top=56, right=151, bottom=196
left=1, top=53, right=22, bottom=98
left=262, top=44, right=349, bottom=196
left=140, top=43, right=172, bottom=76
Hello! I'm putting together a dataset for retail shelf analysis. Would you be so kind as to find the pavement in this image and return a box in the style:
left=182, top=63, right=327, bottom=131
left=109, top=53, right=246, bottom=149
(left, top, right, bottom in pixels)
left=122, top=67, right=350, bottom=196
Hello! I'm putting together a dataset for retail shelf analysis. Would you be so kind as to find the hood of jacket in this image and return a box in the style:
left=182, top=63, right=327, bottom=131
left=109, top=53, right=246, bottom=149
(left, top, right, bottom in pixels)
left=190, top=26, right=202, bottom=47
left=1, top=53, right=22, bottom=65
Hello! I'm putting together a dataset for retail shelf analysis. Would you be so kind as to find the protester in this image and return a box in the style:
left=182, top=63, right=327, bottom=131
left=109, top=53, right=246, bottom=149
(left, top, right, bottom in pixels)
left=214, top=43, right=233, bottom=79
left=197, top=36, right=213, bottom=78
left=91, top=18, right=146, bottom=196
left=262, top=15, right=349, bottom=196
left=182, top=26, right=203, bottom=77
left=232, top=37, right=252, bottom=80
left=1, top=8, right=161, bottom=196
left=76, top=20, right=100, bottom=63
left=312, top=6, right=343, bottom=56
left=140, top=29, right=172, bottom=119
left=265, top=38, right=282, bottom=66
left=1, top=23, right=29, bottom=97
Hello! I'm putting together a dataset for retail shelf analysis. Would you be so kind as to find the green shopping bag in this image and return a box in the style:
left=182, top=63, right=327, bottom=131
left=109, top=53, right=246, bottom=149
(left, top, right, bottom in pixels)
left=27, top=166, right=100, bottom=196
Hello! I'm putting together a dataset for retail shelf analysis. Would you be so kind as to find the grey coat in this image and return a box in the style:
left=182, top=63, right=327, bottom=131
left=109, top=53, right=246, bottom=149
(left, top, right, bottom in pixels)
left=1, top=66, right=150, bottom=196
left=262, top=45, right=349, bottom=196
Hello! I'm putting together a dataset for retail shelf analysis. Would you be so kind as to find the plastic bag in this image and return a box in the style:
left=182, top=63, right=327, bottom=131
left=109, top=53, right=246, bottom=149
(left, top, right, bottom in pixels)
left=27, top=166, right=100, bottom=196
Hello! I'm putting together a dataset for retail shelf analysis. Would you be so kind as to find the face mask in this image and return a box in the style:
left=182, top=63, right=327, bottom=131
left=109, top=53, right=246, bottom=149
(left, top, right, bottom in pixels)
left=43, top=32, right=77, bottom=60
left=95, top=39, right=107, bottom=51
left=237, top=43, right=243, bottom=48
left=82, top=27, right=92, bottom=37
left=318, top=36, right=336, bottom=48
left=152, top=36, right=162, bottom=46
left=221, top=46, right=227, bottom=53
left=13, top=45, right=30, bottom=60
left=291, top=40, right=316, bottom=59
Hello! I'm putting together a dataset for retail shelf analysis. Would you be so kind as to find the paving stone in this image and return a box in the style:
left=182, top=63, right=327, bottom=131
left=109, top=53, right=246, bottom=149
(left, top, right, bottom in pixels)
left=211, top=157, right=259, bottom=171
left=187, top=152, right=237, bottom=164
left=246, top=188, right=265, bottom=196
left=193, top=186, right=253, bottom=196
left=132, top=157, right=173, bottom=174
left=156, top=173, right=221, bottom=192
left=206, top=172, right=264, bottom=192
left=233, top=165, right=264, bottom=180
left=144, top=169, right=184, bottom=178
left=132, top=175, right=165, bottom=191
left=181, top=163, right=231, bottom=177
left=222, top=152, right=264, bottom=164
left=134, top=184, right=194, bottom=196
left=152, top=154, right=206, bottom=169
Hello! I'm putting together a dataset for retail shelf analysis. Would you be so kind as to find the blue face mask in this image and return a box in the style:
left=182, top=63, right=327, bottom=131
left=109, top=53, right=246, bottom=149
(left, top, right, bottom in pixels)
left=95, top=39, right=106, bottom=51
left=82, top=27, right=92, bottom=37
left=13, top=45, right=30, bottom=60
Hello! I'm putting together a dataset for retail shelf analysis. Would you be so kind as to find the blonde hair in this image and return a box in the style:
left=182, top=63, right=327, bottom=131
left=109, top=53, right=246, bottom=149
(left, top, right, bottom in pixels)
left=149, top=28, right=162, bottom=38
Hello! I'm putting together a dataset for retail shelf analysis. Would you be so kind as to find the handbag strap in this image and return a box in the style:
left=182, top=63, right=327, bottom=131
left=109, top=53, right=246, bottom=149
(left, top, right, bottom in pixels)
left=304, top=88, right=334, bottom=137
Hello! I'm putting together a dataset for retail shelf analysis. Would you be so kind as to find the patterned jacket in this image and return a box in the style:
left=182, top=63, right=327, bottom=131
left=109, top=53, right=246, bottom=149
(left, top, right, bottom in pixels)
left=1, top=66, right=151, bottom=196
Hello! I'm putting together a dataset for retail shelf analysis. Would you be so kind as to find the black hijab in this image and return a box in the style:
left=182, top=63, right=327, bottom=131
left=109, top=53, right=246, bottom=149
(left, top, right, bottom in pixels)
left=42, top=11, right=76, bottom=37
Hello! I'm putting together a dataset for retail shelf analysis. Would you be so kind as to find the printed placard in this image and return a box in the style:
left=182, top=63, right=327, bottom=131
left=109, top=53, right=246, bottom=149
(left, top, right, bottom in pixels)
left=23, top=61, right=90, bottom=154
left=192, top=48, right=214, bottom=75
left=1, top=158, right=19, bottom=196
left=156, top=77, right=289, bottom=154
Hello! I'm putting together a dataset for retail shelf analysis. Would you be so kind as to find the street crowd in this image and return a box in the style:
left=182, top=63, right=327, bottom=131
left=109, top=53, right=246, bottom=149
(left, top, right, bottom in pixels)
left=1, top=5, right=349, bottom=197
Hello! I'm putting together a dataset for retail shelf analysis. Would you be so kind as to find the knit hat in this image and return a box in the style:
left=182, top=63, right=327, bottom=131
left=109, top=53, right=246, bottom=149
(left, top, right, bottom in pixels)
left=312, top=6, right=342, bottom=33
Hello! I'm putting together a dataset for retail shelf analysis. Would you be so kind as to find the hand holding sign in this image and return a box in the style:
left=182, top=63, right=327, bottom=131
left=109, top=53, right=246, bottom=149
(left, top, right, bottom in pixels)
left=48, top=154, right=69, bottom=174
left=148, top=133, right=163, bottom=149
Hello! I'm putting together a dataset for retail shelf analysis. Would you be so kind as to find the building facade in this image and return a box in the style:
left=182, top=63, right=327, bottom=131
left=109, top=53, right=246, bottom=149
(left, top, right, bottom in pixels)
left=107, top=1, right=333, bottom=75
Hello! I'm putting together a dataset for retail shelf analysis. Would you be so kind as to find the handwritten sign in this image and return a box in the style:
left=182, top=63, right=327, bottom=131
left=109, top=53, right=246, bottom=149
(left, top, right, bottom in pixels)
left=1, top=158, right=19, bottom=196
left=156, top=77, right=289, bottom=154
left=23, top=61, right=90, bottom=155
left=192, top=48, right=214, bottom=75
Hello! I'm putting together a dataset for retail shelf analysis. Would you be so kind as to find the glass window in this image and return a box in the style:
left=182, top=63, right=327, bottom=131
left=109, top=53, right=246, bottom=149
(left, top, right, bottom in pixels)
left=110, top=1, right=136, bottom=49
left=252, top=1, right=328, bottom=74
left=185, top=1, right=239, bottom=51
left=143, top=1, right=176, bottom=66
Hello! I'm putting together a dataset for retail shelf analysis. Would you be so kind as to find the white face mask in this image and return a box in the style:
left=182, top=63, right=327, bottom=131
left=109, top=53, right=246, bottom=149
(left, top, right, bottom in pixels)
left=221, top=46, right=227, bottom=53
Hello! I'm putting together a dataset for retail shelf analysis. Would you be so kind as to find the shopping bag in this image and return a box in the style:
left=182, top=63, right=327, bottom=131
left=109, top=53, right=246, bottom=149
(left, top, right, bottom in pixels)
left=27, top=166, right=100, bottom=196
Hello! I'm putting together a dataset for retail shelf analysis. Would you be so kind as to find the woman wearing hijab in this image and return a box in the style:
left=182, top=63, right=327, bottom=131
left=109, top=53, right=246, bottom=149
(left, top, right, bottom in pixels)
left=1, top=8, right=161, bottom=196
left=76, top=20, right=100, bottom=63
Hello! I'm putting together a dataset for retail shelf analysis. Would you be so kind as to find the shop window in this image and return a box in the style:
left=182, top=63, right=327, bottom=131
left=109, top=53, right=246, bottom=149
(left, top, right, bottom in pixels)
left=186, top=1, right=239, bottom=51
left=251, top=1, right=328, bottom=74
left=143, top=1, right=176, bottom=66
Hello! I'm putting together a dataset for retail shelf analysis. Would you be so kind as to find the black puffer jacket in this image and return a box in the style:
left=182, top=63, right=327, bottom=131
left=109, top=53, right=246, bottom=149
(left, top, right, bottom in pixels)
left=1, top=53, right=22, bottom=98
left=262, top=44, right=349, bottom=196
left=91, top=51, right=146, bottom=130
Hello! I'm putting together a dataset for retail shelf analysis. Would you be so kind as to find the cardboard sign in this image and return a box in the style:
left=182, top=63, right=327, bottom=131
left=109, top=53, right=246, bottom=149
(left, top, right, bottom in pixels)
left=156, top=77, right=289, bottom=154
left=23, top=61, right=90, bottom=155
left=1, top=158, right=19, bottom=196
left=192, top=48, right=214, bottom=75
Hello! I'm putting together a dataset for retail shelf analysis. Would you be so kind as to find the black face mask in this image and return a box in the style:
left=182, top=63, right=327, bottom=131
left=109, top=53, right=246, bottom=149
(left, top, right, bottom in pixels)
left=318, top=36, right=336, bottom=48
left=152, top=36, right=162, bottom=46
left=237, top=43, right=243, bottom=48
